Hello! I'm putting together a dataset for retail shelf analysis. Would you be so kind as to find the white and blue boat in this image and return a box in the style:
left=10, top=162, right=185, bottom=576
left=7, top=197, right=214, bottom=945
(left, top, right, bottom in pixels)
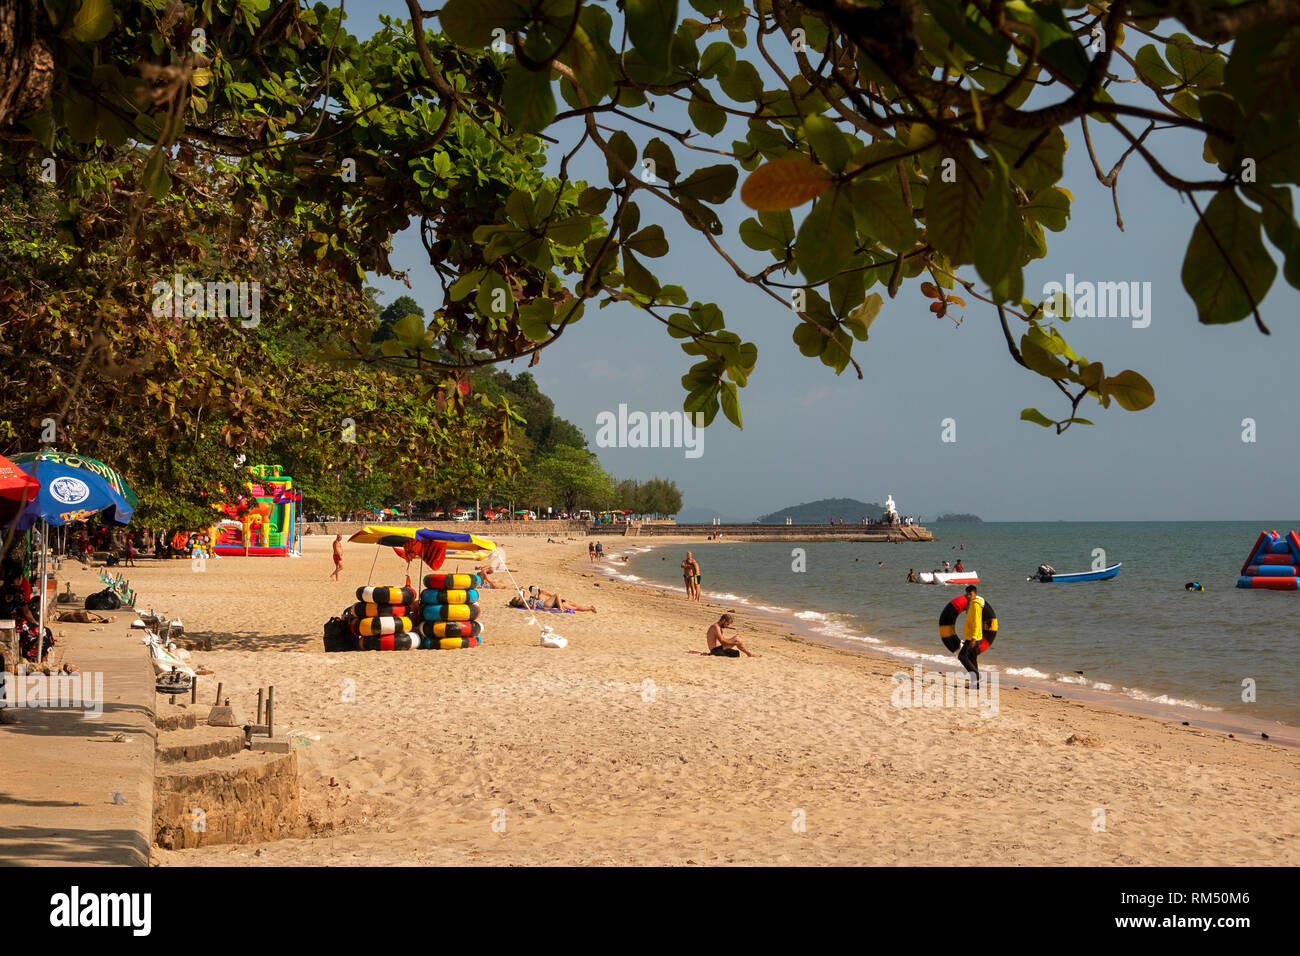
left=1028, top=562, right=1122, bottom=583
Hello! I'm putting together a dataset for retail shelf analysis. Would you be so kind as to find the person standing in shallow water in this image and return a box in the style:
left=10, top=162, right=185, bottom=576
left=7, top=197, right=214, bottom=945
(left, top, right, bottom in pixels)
left=957, top=584, right=993, bottom=687
left=681, top=551, right=701, bottom=602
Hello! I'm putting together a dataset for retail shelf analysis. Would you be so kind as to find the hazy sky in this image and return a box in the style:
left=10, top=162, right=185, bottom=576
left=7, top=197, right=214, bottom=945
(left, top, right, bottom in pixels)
left=349, top=2, right=1300, bottom=521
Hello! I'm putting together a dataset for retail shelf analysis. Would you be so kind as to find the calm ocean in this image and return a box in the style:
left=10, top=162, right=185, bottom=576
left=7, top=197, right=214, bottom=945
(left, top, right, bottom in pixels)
left=615, top=521, right=1300, bottom=727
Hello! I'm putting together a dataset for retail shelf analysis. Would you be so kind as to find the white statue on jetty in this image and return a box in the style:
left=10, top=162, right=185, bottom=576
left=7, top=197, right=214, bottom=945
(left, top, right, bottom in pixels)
left=883, top=494, right=900, bottom=526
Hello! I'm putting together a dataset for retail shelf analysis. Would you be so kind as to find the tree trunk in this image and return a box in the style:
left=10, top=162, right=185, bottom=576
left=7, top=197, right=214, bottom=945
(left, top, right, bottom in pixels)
left=0, top=0, right=54, bottom=130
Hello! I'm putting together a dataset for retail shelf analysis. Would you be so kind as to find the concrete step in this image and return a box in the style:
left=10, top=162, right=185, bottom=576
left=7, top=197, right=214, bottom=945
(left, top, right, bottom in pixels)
left=156, top=724, right=246, bottom=763
left=154, top=706, right=198, bottom=732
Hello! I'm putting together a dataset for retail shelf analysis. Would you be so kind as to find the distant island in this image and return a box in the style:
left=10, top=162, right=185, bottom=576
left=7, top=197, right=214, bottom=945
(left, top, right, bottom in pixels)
left=756, top=497, right=883, bottom=524
left=934, top=513, right=983, bottom=522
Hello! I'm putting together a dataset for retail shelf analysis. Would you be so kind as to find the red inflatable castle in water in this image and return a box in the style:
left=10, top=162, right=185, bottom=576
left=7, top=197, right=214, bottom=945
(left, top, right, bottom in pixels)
left=1236, top=530, right=1300, bottom=590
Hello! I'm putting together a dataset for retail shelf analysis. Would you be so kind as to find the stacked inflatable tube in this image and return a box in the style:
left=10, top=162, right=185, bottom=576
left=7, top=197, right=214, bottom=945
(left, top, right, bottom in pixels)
left=1236, top=531, right=1300, bottom=590
left=421, top=620, right=482, bottom=640
left=416, top=573, right=486, bottom=649
left=362, top=634, right=421, bottom=651
left=424, top=573, right=482, bottom=590
left=352, top=585, right=416, bottom=644
left=938, top=594, right=998, bottom=652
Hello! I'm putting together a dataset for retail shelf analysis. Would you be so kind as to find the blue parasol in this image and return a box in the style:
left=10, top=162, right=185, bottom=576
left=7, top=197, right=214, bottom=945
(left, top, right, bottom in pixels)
left=14, top=452, right=136, bottom=527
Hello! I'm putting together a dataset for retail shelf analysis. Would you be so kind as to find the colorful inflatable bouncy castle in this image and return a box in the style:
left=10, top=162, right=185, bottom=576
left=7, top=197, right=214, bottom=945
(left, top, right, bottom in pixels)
left=212, top=464, right=301, bottom=556
left=1236, top=531, right=1300, bottom=590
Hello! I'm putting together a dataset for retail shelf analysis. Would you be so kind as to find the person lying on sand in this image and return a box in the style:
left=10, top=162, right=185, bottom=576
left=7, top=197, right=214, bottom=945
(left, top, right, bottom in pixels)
left=706, top=613, right=759, bottom=658
left=509, top=589, right=596, bottom=612
left=474, top=566, right=508, bottom=589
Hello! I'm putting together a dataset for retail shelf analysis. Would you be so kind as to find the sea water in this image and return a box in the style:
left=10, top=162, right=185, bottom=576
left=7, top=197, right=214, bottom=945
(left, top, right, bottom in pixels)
left=616, top=522, right=1300, bottom=726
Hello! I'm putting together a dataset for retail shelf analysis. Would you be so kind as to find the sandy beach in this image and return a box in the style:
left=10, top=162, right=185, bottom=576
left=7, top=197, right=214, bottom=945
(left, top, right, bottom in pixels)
left=56, top=532, right=1293, bottom=866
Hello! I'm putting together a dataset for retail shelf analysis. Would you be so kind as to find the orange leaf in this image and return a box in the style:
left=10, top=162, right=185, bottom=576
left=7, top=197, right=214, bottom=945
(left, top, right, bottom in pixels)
left=929, top=301, right=946, bottom=315
left=740, top=157, right=833, bottom=211
left=920, top=281, right=940, bottom=298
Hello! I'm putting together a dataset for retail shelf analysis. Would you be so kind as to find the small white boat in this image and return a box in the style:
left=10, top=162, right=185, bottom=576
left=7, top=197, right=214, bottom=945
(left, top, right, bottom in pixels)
left=911, top=570, right=978, bottom=586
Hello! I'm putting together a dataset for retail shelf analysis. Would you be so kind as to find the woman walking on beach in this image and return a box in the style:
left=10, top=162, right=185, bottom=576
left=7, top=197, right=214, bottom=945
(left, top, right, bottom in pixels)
left=330, top=534, right=343, bottom=581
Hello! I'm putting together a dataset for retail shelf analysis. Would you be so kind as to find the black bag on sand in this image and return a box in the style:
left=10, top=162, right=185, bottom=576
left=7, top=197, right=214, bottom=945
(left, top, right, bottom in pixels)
left=322, top=616, right=356, bottom=652
left=85, top=588, right=123, bottom=611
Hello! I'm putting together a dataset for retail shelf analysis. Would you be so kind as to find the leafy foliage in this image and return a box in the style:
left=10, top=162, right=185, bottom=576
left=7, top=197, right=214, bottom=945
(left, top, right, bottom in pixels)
left=4, top=0, right=1298, bottom=440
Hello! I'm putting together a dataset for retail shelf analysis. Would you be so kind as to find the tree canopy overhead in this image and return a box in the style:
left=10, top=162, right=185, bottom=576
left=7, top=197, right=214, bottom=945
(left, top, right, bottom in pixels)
left=3, top=0, right=1298, bottom=446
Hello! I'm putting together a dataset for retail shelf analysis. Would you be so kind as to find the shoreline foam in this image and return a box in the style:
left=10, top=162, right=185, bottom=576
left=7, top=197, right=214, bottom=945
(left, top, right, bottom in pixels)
left=595, top=540, right=1299, bottom=747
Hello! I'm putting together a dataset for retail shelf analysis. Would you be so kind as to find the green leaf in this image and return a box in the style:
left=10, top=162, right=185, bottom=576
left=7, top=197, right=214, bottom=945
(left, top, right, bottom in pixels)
left=1134, top=44, right=1179, bottom=89
left=926, top=147, right=988, bottom=264
left=577, top=186, right=612, bottom=214
left=793, top=320, right=825, bottom=358
left=545, top=215, right=593, bottom=246
left=759, top=209, right=796, bottom=245
left=719, top=60, right=763, bottom=102
left=391, top=312, right=428, bottom=348
left=719, top=381, right=742, bottom=428
left=1164, top=33, right=1224, bottom=89
left=688, top=90, right=727, bottom=135
left=927, top=0, right=1009, bottom=63
left=518, top=298, right=556, bottom=341
left=1104, top=370, right=1156, bottom=411
left=66, top=0, right=113, bottom=42
left=449, top=269, right=487, bottom=303
left=849, top=180, right=916, bottom=252
left=625, top=224, right=669, bottom=257
left=476, top=272, right=513, bottom=319
left=795, top=187, right=855, bottom=283
left=440, top=0, right=529, bottom=47
left=1006, top=0, right=1089, bottom=86
left=973, top=158, right=1022, bottom=291
left=643, top=137, right=680, bottom=183
left=1181, top=191, right=1277, bottom=324
left=1019, top=337, right=1074, bottom=381
left=622, top=250, right=661, bottom=296
left=672, top=164, right=738, bottom=203
left=699, top=41, right=736, bottom=78
left=1022, top=185, right=1072, bottom=233
left=605, top=129, right=638, bottom=184
left=626, top=0, right=678, bottom=73
left=569, top=23, right=614, bottom=103
left=829, top=270, right=866, bottom=317
left=1247, top=185, right=1300, bottom=290
left=802, top=114, right=852, bottom=174
left=844, top=293, right=883, bottom=341
left=142, top=150, right=171, bottom=201
left=739, top=217, right=784, bottom=252
left=985, top=126, right=1066, bottom=193
left=503, top=66, right=556, bottom=134
left=1020, top=408, right=1055, bottom=427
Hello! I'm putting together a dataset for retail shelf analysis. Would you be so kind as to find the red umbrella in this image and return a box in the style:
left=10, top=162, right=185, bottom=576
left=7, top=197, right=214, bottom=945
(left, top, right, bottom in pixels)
left=0, top=453, right=40, bottom=525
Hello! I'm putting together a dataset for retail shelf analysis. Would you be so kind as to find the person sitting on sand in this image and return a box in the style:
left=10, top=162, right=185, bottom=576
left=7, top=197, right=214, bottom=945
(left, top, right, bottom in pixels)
left=509, top=589, right=596, bottom=613
left=706, top=613, right=759, bottom=658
